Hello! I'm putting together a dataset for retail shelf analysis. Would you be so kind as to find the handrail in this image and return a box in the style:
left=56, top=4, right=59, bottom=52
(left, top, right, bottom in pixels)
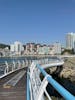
left=27, top=70, right=30, bottom=100
left=36, top=64, right=75, bottom=100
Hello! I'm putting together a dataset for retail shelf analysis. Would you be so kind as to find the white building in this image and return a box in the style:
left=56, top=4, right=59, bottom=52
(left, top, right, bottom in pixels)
left=10, top=41, right=24, bottom=55
left=10, top=44, right=15, bottom=52
left=14, top=41, right=22, bottom=52
left=37, top=45, right=50, bottom=55
left=66, top=32, right=75, bottom=49
left=53, top=42, right=61, bottom=54
left=74, top=42, right=75, bottom=53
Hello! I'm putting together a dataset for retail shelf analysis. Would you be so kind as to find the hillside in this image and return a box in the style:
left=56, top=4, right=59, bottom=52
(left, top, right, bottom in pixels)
left=0, top=43, right=10, bottom=49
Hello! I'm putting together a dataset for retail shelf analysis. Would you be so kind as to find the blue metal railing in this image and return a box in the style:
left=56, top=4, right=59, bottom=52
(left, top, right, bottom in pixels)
left=27, top=63, right=75, bottom=100
left=36, top=64, right=75, bottom=100
left=27, top=70, right=30, bottom=100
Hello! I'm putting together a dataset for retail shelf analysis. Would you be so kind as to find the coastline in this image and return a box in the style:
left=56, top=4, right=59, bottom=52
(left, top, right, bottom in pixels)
left=0, top=54, right=56, bottom=58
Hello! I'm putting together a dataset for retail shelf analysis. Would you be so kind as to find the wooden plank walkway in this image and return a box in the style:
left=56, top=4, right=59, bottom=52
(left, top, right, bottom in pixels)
left=0, top=68, right=27, bottom=100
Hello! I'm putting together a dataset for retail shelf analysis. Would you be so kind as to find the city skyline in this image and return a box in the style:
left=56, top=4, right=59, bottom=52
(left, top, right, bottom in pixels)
left=0, top=0, right=75, bottom=45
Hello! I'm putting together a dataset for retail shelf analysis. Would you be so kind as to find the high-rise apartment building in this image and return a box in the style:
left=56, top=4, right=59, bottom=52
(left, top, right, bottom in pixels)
left=53, top=42, right=61, bottom=54
left=66, top=32, right=75, bottom=49
left=14, top=41, right=23, bottom=53
left=10, top=44, right=15, bottom=52
left=10, top=41, right=24, bottom=55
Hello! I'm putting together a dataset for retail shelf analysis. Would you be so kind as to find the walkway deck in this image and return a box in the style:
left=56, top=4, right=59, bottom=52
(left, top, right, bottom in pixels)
left=0, top=68, right=27, bottom=100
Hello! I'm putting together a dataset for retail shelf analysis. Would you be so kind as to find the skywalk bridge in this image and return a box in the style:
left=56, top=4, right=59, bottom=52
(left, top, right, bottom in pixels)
left=0, top=57, right=75, bottom=100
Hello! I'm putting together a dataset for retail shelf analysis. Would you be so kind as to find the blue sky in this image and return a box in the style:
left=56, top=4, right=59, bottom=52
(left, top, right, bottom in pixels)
left=0, top=0, right=75, bottom=45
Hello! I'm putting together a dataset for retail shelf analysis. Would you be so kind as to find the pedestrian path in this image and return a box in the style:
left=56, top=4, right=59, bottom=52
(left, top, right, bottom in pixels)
left=3, top=70, right=26, bottom=87
left=0, top=68, right=27, bottom=100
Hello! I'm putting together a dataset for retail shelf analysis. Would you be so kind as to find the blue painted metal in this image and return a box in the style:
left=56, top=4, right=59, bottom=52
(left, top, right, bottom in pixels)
left=37, top=64, right=75, bottom=100
left=27, top=70, right=30, bottom=100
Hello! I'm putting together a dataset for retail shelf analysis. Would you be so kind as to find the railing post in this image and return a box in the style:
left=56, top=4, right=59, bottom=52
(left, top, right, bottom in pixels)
left=22, top=60, right=25, bottom=68
left=26, top=59, right=28, bottom=66
left=18, top=60, right=21, bottom=69
left=4, top=67, right=7, bottom=75
left=13, top=60, right=16, bottom=70
left=5, top=61, right=9, bottom=73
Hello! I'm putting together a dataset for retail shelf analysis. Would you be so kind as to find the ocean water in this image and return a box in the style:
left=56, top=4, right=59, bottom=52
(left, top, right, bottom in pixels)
left=0, top=56, right=35, bottom=63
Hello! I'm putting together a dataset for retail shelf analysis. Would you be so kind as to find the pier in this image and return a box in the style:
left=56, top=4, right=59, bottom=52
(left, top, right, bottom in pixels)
left=0, top=57, right=75, bottom=100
